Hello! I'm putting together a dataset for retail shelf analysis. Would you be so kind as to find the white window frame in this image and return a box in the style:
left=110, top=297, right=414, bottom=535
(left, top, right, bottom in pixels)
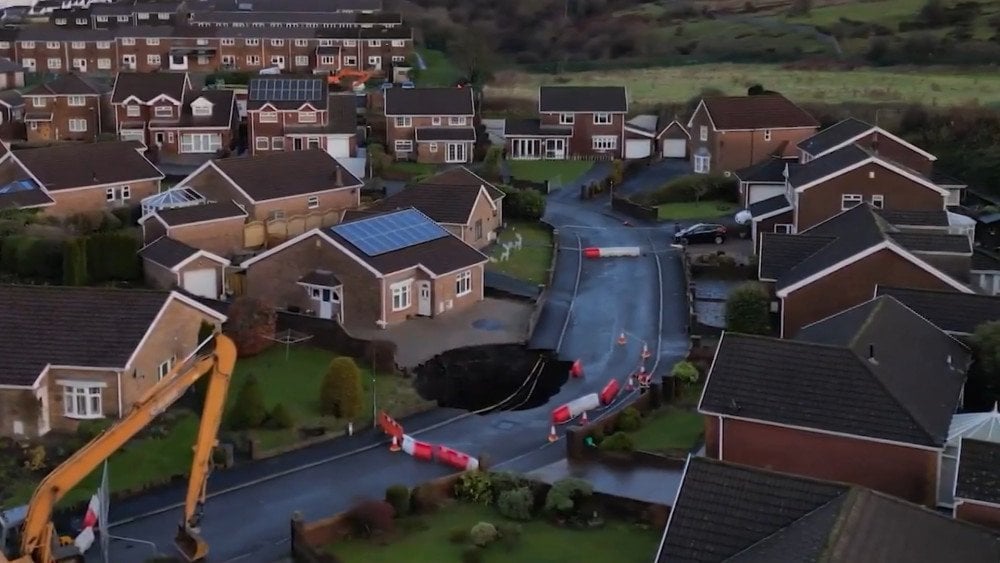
left=390, top=280, right=411, bottom=311
left=559, top=113, right=574, bottom=125
left=431, top=116, right=441, bottom=126
left=394, top=139, right=413, bottom=153
left=246, top=38, right=260, bottom=46
left=255, top=136, right=269, bottom=151
left=299, top=111, right=317, bottom=123
left=448, top=116, right=466, bottom=126
left=394, top=116, right=411, bottom=127
left=841, top=193, right=863, bottom=210
left=180, top=133, right=222, bottom=154
left=67, top=95, right=86, bottom=107
left=63, top=383, right=103, bottom=419
left=97, top=58, right=111, bottom=69
left=46, top=58, right=61, bottom=70
left=391, top=40, right=405, bottom=47
left=774, top=224, right=794, bottom=234
left=699, top=125, right=708, bottom=142
left=21, top=41, right=34, bottom=49
left=259, top=111, right=277, bottom=123
left=70, top=41, right=84, bottom=49
left=126, top=104, right=141, bottom=117
left=271, top=39, right=284, bottom=47
left=344, top=55, right=357, bottom=66
left=392, top=55, right=405, bottom=63
left=146, top=38, right=159, bottom=46
left=68, top=118, right=87, bottom=132
left=246, top=55, right=261, bottom=66
left=97, top=41, right=110, bottom=50
left=592, top=135, right=617, bottom=151
left=871, top=194, right=885, bottom=209
left=121, top=37, right=135, bottom=46
left=30, top=97, right=44, bottom=108
left=153, top=105, right=173, bottom=118
left=307, top=196, right=319, bottom=209
left=0, top=41, right=10, bottom=49
left=295, top=39, right=308, bottom=47
left=593, top=112, right=612, bottom=125
left=344, top=40, right=356, bottom=47
left=763, top=129, right=772, bottom=141
left=295, top=55, right=309, bottom=66
left=72, top=58, right=86, bottom=70
left=46, top=41, right=59, bottom=49
left=429, top=142, right=438, bottom=153
left=221, top=38, right=235, bottom=46
left=455, top=270, right=472, bottom=297
left=191, top=102, right=212, bottom=117
left=271, top=136, right=284, bottom=150
left=368, top=55, right=381, bottom=66
left=147, top=54, right=161, bottom=66
left=694, top=154, right=710, bottom=174
left=320, top=55, right=336, bottom=65
left=368, top=40, right=380, bottom=47
left=157, top=357, right=173, bottom=381
left=96, top=16, right=108, bottom=23
left=105, top=185, right=130, bottom=201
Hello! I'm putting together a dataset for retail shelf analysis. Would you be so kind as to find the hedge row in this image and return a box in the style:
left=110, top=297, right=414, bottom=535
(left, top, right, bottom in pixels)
left=639, top=174, right=738, bottom=206
left=0, top=231, right=140, bottom=284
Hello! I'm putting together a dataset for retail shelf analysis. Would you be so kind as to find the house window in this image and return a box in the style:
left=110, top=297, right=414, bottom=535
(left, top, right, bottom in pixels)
left=154, top=105, right=172, bottom=118
left=390, top=281, right=411, bottom=311
left=295, top=55, right=309, bottom=66
left=245, top=38, right=260, bottom=46
left=76, top=17, right=86, bottom=25
left=246, top=55, right=261, bottom=66
left=98, top=58, right=111, bottom=69
left=694, top=154, right=711, bottom=174
left=455, top=270, right=472, bottom=296
left=368, top=55, right=381, bottom=67
left=271, top=39, right=284, bottom=47
left=307, top=196, right=319, bottom=209
left=871, top=194, right=884, bottom=209
left=97, top=41, right=110, bottom=50
left=763, top=129, right=772, bottom=141
left=392, top=55, right=405, bottom=63
left=196, top=39, right=209, bottom=46
left=63, top=384, right=103, bottom=419
left=271, top=136, right=284, bottom=150
left=55, top=18, right=66, bottom=25
left=559, top=113, right=574, bottom=125
left=431, top=116, right=441, bottom=126
left=255, top=136, right=269, bottom=151
left=344, top=40, right=356, bottom=47
left=0, top=41, right=9, bottom=49
left=774, top=224, right=793, bottom=234
left=21, top=41, right=34, bottom=49
left=138, top=12, right=149, bottom=19
left=319, top=39, right=334, bottom=47
left=593, top=113, right=612, bottom=125
left=147, top=54, right=161, bottom=66
left=394, top=140, right=412, bottom=153
left=68, top=118, right=87, bottom=132
left=121, top=38, right=135, bottom=46
left=105, top=185, right=130, bottom=201
left=259, top=111, right=277, bottom=123
left=146, top=38, right=159, bottom=46
left=320, top=55, right=336, bottom=65
left=46, top=41, right=59, bottom=49
left=699, top=125, right=708, bottom=142
left=117, top=15, right=129, bottom=22
left=157, top=357, right=173, bottom=381
left=192, top=102, right=212, bottom=117
left=221, top=38, right=235, bottom=46
left=368, top=40, right=380, bottom=47
left=221, top=55, right=236, bottom=66
left=295, top=39, right=308, bottom=47
left=31, top=97, right=44, bottom=108
left=448, top=116, right=466, bottom=126
left=841, top=194, right=863, bottom=210
left=72, top=58, right=86, bottom=70
left=126, top=104, right=141, bottom=117
left=429, top=143, right=438, bottom=153
left=180, top=133, right=221, bottom=153
left=392, top=40, right=405, bottom=47
left=269, top=210, right=285, bottom=221
left=67, top=95, right=86, bottom=107
left=96, top=16, right=108, bottom=22
left=344, top=56, right=357, bottom=66
left=47, top=58, right=61, bottom=70
left=394, top=116, right=411, bottom=127
left=70, top=41, right=84, bottom=49
left=299, top=111, right=317, bottom=123
left=307, top=137, right=321, bottom=149
left=475, top=219, right=483, bottom=240
left=592, top=135, right=617, bottom=150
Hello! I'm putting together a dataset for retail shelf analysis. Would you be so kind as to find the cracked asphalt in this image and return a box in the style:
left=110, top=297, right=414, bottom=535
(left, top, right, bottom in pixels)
left=92, top=161, right=690, bottom=563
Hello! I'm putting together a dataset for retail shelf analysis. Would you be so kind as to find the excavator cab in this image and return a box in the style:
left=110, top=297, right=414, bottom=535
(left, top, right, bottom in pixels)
left=175, top=524, right=209, bottom=562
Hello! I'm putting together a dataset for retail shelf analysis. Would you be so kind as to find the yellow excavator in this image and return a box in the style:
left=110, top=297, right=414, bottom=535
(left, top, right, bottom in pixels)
left=1, top=334, right=237, bottom=563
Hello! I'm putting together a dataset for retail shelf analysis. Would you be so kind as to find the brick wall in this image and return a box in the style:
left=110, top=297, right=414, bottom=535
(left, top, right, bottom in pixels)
left=44, top=178, right=161, bottom=218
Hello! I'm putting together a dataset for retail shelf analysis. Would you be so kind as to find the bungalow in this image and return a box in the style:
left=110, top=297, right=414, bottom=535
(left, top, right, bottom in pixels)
left=139, top=199, right=249, bottom=257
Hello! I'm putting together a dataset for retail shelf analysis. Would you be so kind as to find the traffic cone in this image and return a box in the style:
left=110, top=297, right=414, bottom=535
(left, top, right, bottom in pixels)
left=580, top=410, right=589, bottom=424
left=641, top=343, right=651, bottom=360
left=617, top=332, right=627, bottom=345
left=389, top=435, right=401, bottom=452
left=626, top=375, right=635, bottom=391
left=548, top=425, right=558, bottom=443
left=569, top=360, right=583, bottom=379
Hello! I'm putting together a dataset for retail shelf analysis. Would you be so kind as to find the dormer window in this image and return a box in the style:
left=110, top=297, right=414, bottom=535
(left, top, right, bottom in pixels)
left=154, top=105, right=173, bottom=118
left=299, top=111, right=316, bottom=123
left=126, top=104, right=141, bottom=117
left=191, top=99, right=213, bottom=117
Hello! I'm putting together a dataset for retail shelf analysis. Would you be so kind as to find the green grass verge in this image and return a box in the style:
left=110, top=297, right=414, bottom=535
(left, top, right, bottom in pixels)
left=507, top=160, right=594, bottom=184
left=630, top=407, right=704, bottom=452
left=415, top=49, right=463, bottom=87
left=387, top=161, right=440, bottom=179
left=657, top=200, right=739, bottom=221
left=329, top=502, right=659, bottom=563
left=487, top=221, right=553, bottom=285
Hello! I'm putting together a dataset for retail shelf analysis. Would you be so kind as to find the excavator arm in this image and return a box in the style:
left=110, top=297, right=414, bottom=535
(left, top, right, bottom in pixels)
left=3, top=334, right=236, bottom=563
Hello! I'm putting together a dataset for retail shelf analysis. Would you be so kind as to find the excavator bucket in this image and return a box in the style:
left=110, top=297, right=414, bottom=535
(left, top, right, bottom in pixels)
left=175, top=525, right=209, bottom=562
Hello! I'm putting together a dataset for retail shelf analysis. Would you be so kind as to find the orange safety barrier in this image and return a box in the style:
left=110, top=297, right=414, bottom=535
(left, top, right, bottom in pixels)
left=378, top=411, right=404, bottom=440
left=583, top=247, right=601, bottom=259
left=599, top=379, right=621, bottom=405
left=437, top=445, right=479, bottom=471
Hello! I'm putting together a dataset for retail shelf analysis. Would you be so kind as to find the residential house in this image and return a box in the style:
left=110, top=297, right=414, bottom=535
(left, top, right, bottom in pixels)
left=875, top=285, right=1000, bottom=337
left=0, top=140, right=163, bottom=216
left=241, top=208, right=487, bottom=327
left=357, top=167, right=504, bottom=249
left=688, top=93, right=819, bottom=174
left=655, top=457, right=1000, bottom=563
left=622, top=114, right=656, bottom=159
left=504, top=86, right=627, bottom=160
left=0, top=285, right=226, bottom=437
left=22, top=72, right=106, bottom=142
left=173, top=149, right=362, bottom=223
left=148, top=88, right=238, bottom=166
left=954, top=438, right=1000, bottom=531
left=759, top=203, right=973, bottom=337
left=701, top=295, right=970, bottom=506
left=139, top=236, right=231, bottom=299
left=0, top=90, right=26, bottom=141
left=0, top=57, right=24, bottom=89
left=246, top=76, right=358, bottom=159
left=384, top=87, right=476, bottom=163
left=139, top=199, right=248, bottom=257
left=654, top=118, right=689, bottom=159
left=110, top=71, right=192, bottom=145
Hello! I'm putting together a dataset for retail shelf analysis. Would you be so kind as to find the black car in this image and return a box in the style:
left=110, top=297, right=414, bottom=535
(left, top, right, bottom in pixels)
left=673, top=223, right=727, bottom=245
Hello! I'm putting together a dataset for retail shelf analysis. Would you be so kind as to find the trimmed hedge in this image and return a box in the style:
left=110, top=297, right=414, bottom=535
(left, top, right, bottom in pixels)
left=640, top=174, right=737, bottom=206
left=86, top=231, right=140, bottom=283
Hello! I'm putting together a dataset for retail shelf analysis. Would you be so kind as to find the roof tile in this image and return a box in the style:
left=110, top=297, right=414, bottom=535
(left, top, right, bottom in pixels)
left=538, top=86, right=627, bottom=113
left=211, top=150, right=361, bottom=202
left=701, top=94, right=818, bottom=130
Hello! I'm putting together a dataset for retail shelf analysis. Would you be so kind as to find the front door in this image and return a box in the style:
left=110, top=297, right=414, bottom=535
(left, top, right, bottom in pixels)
left=122, top=54, right=136, bottom=70
left=545, top=138, right=565, bottom=159
left=446, top=142, right=466, bottom=163
left=319, top=288, right=335, bottom=319
left=417, top=281, right=431, bottom=316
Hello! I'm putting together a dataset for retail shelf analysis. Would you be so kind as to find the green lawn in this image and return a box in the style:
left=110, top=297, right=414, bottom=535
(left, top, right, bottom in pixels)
left=415, top=49, right=463, bottom=87
left=657, top=200, right=739, bottom=221
left=507, top=160, right=593, bottom=185
left=386, top=161, right=440, bottom=179
left=488, top=221, right=553, bottom=285
left=330, top=502, right=659, bottom=563
left=630, top=407, right=704, bottom=453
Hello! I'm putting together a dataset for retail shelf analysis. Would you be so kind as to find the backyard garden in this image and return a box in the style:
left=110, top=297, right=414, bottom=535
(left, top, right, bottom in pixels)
left=487, top=222, right=553, bottom=286
left=506, top=160, right=594, bottom=185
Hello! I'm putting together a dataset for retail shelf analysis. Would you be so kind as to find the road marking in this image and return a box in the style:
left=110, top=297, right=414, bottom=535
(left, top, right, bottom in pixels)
left=556, top=232, right=583, bottom=354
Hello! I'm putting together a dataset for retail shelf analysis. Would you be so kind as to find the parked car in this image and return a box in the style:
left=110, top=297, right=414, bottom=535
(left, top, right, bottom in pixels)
left=674, top=223, right=727, bottom=245
left=401, top=81, right=415, bottom=89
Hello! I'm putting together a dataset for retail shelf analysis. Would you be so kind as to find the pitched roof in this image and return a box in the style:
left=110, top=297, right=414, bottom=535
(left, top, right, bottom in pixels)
left=757, top=233, right=833, bottom=280
left=973, top=248, right=1000, bottom=271
left=0, top=57, right=23, bottom=74
left=362, top=183, right=489, bottom=225
left=797, top=117, right=874, bottom=155
left=414, top=127, right=476, bottom=142
left=748, top=194, right=791, bottom=219
left=956, top=438, right=1000, bottom=505
left=874, top=208, right=949, bottom=227
left=111, top=71, right=188, bottom=103
left=538, top=86, right=627, bottom=113
left=699, top=94, right=819, bottom=130
left=245, top=75, right=328, bottom=111
left=418, top=166, right=503, bottom=200
left=503, top=118, right=572, bottom=137
left=0, top=90, right=24, bottom=108
left=875, top=286, right=1000, bottom=335
left=0, top=178, right=53, bottom=210
left=211, top=150, right=361, bottom=202
left=383, top=87, right=474, bottom=116
left=889, top=231, right=971, bottom=254
left=326, top=93, right=357, bottom=135
left=24, top=73, right=102, bottom=96
left=139, top=236, right=201, bottom=269
left=298, top=270, right=341, bottom=286
left=153, top=200, right=247, bottom=227
left=787, top=143, right=869, bottom=188
left=161, top=88, right=235, bottom=128
left=13, top=141, right=163, bottom=191
left=733, top=156, right=795, bottom=184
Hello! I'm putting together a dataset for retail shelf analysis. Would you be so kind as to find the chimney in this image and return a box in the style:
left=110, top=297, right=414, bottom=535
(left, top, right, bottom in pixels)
left=334, top=166, right=343, bottom=187
left=867, top=344, right=877, bottom=364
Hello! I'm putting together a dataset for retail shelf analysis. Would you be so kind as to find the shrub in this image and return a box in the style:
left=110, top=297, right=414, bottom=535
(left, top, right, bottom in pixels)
left=265, top=403, right=294, bottom=430
left=725, top=282, right=771, bottom=335
left=469, top=521, right=499, bottom=547
left=226, top=297, right=277, bottom=357
left=410, top=483, right=445, bottom=514
left=496, top=487, right=534, bottom=521
left=85, top=231, right=140, bottom=282
left=497, top=521, right=523, bottom=541
left=346, top=499, right=394, bottom=538
left=14, top=236, right=62, bottom=281
left=483, top=146, right=503, bottom=180
left=502, top=186, right=546, bottom=220
left=599, top=431, right=636, bottom=452
left=641, top=174, right=737, bottom=206
left=615, top=407, right=642, bottom=432
left=448, top=526, right=469, bottom=544
left=385, top=484, right=411, bottom=517
left=544, top=478, right=593, bottom=518
left=454, top=471, right=493, bottom=505
left=229, top=374, right=267, bottom=430
left=610, top=160, right=624, bottom=186
left=672, top=361, right=700, bottom=385
left=61, top=238, right=87, bottom=285
left=23, top=445, right=46, bottom=471
left=76, top=419, right=113, bottom=442
left=490, top=471, right=528, bottom=500
left=461, top=546, right=482, bottom=563
left=319, top=357, right=364, bottom=419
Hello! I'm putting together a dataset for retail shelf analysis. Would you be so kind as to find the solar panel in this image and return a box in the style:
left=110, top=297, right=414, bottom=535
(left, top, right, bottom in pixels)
left=248, top=78, right=324, bottom=102
left=331, top=209, right=449, bottom=256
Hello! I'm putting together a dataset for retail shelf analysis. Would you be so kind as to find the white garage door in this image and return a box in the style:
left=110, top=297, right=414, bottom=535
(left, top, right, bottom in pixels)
left=326, top=136, right=352, bottom=158
left=625, top=139, right=651, bottom=159
left=662, top=139, right=686, bottom=158
left=182, top=269, right=217, bottom=299
left=748, top=184, right=786, bottom=205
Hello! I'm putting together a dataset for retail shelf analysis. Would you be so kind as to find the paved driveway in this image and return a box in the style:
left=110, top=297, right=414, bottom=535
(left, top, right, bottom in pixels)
left=613, top=159, right=690, bottom=199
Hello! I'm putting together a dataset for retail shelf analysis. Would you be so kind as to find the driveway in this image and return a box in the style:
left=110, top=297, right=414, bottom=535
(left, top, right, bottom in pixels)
left=612, top=159, right=689, bottom=199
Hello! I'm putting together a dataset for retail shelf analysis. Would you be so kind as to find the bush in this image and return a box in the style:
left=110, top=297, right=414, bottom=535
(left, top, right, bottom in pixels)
left=599, top=431, right=636, bottom=452
left=497, top=521, right=523, bottom=544
left=448, top=526, right=469, bottom=544
left=544, top=478, right=593, bottom=518
left=615, top=407, right=642, bottom=432
left=501, top=186, right=546, bottom=220
left=490, top=471, right=528, bottom=501
left=410, top=483, right=445, bottom=514
left=454, top=471, right=493, bottom=505
left=469, top=521, right=499, bottom=547
left=229, top=374, right=267, bottom=430
left=672, top=361, right=699, bottom=385
left=76, top=419, right=112, bottom=442
left=226, top=297, right=277, bottom=357
left=385, top=484, right=411, bottom=517
left=483, top=145, right=503, bottom=180
left=85, top=231, right=140, bottom=282
left=265, top=403, right=294, bottom=429
left=346, top=499, right=395, bottom=538
left=461, top=546, right=482, bottom=563
left=23, top=444, right=45, bottom=471
left=725, top=282, right=771, bottom=335
left=319, top=357, right=364, bottom=419
left=496, top=487, right=534, bottom=521
left=11, top=236, right=62, bottom=281
left=640, top=174, right=737, bottom=206
left=61, top=238, right=87, bottom=285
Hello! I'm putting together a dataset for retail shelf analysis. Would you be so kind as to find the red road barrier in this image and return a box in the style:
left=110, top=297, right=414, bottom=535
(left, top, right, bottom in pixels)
left=552, top=404, right=571, bottom=424
left=599, top=379, right=621, bottom=406
left=583, top=247, right=600, bottom=259
left=569, top=360, right=584, bottom=379
left=584, top=247, right=642, bottom=259
left=378, top=411, right=404, bottom=439
left=552, top=393, right=601, bottom=424
left=401, top=434, right=434, bottom=461
left=437, top=446, right=479, bottom=471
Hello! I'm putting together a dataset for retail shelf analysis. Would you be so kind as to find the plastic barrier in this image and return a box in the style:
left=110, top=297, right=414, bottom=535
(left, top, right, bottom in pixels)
left=551, top=392, right=601, bottom=423
left=401, top=434, right=435, bottom=461
left=584, top=247, right=642, bottom=259
left=599, top=379, right=621, bottom=406
left=569, top=359, right=584, bottom=379
left=436, top=445, right=479, bottom=471
left=583, top=247, right=601, bottom=259
left=378, top=411, right=404, bottom=439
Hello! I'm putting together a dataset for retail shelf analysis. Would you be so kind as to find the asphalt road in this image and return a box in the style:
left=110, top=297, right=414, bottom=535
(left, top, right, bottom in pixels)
left=93, top=164, right=690, bottom=563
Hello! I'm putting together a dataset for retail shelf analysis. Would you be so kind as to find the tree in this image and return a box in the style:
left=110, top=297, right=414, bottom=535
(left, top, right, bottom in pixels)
left=544, top=478, right=593, bottom=518
left=447, top=27, right=498, bottom=88
left=787, top=0, right=811, bottom=16
left=672, top=361, right=699, bottom=385
left=225, top=296, right=277, bottom=358
left=970, top=321, right=1000, bottom=409
left=320, top=356, right=364, bottom=419
left=61, top=238, right=87, bottom=286
left=918, top=0, right=946, bottom=27
left=483, top=146, right=503, bottom=181
left=725, top=282, right=771, bottom=335
left=866, top=36, right=891, bottom=65
left=229, top=374, right=267, bottom=430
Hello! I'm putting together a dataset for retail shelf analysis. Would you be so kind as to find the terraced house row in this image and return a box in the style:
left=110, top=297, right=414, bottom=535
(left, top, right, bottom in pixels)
left=0, top=23, right=412, bottom=76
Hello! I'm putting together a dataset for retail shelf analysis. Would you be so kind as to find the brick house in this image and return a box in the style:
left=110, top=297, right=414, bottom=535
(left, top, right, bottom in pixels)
left=149, top=88, right=239, bottom=166
left=758, top=203, right=974, bottom=337
left=173, top=149, right=362, bottom=223
left=655, top=457, right=1000, bottom=563
left=110, top=71, right=191, bottom=145
left=0, top=285, right=226, bottom=437
left=875, top=285, right=1000, bottom=337
left=356, top=167, right=504, bottom=249
left=687, top=93, right=819, bottom=175
left=241, top=208, right=488, bottom=327
left=700, top=295, right=970, bottom=507
left=954, top=438, right=1000, bottom=531
left=0, top=57, right=24, bottom=89
left=246, top=76, right=358, bottom=158
left=654, top=118, right=689, bottom=159
left=0, top=140, right=163, bottom=216
left=383, top=87, right=475, bottom=163
left=139, top=199, right=248, bottom=257
left=22, top=72, right=107, bottom=142
left=139, top=236, right=231, bottom=299
left=0, top=90, right=26, bottom=141
left=504, top=86, right=627, bottom=160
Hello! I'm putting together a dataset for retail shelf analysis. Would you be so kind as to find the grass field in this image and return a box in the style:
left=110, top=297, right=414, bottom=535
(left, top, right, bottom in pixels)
left=657, top=200, right=738, bottom=221
left=488, top=221, right=553, bottom=285
left=330, top=502, right=659, bottom=563
left=386, top=161, right=440, bottom=179
left=415, top=49, right=463, bottom=87
left=507, top=160, right=594, bottom=184
left=487, top=64, right=1000, bottom=108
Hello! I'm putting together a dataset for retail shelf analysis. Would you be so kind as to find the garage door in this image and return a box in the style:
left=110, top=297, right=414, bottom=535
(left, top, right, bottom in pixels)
left=182, top=269, right=217, bottom=299
left=662, top=139, right=686, bottom=158
left=326, top=136, right=352, bottom=158
left=625, top=139, right=651, bottom=159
